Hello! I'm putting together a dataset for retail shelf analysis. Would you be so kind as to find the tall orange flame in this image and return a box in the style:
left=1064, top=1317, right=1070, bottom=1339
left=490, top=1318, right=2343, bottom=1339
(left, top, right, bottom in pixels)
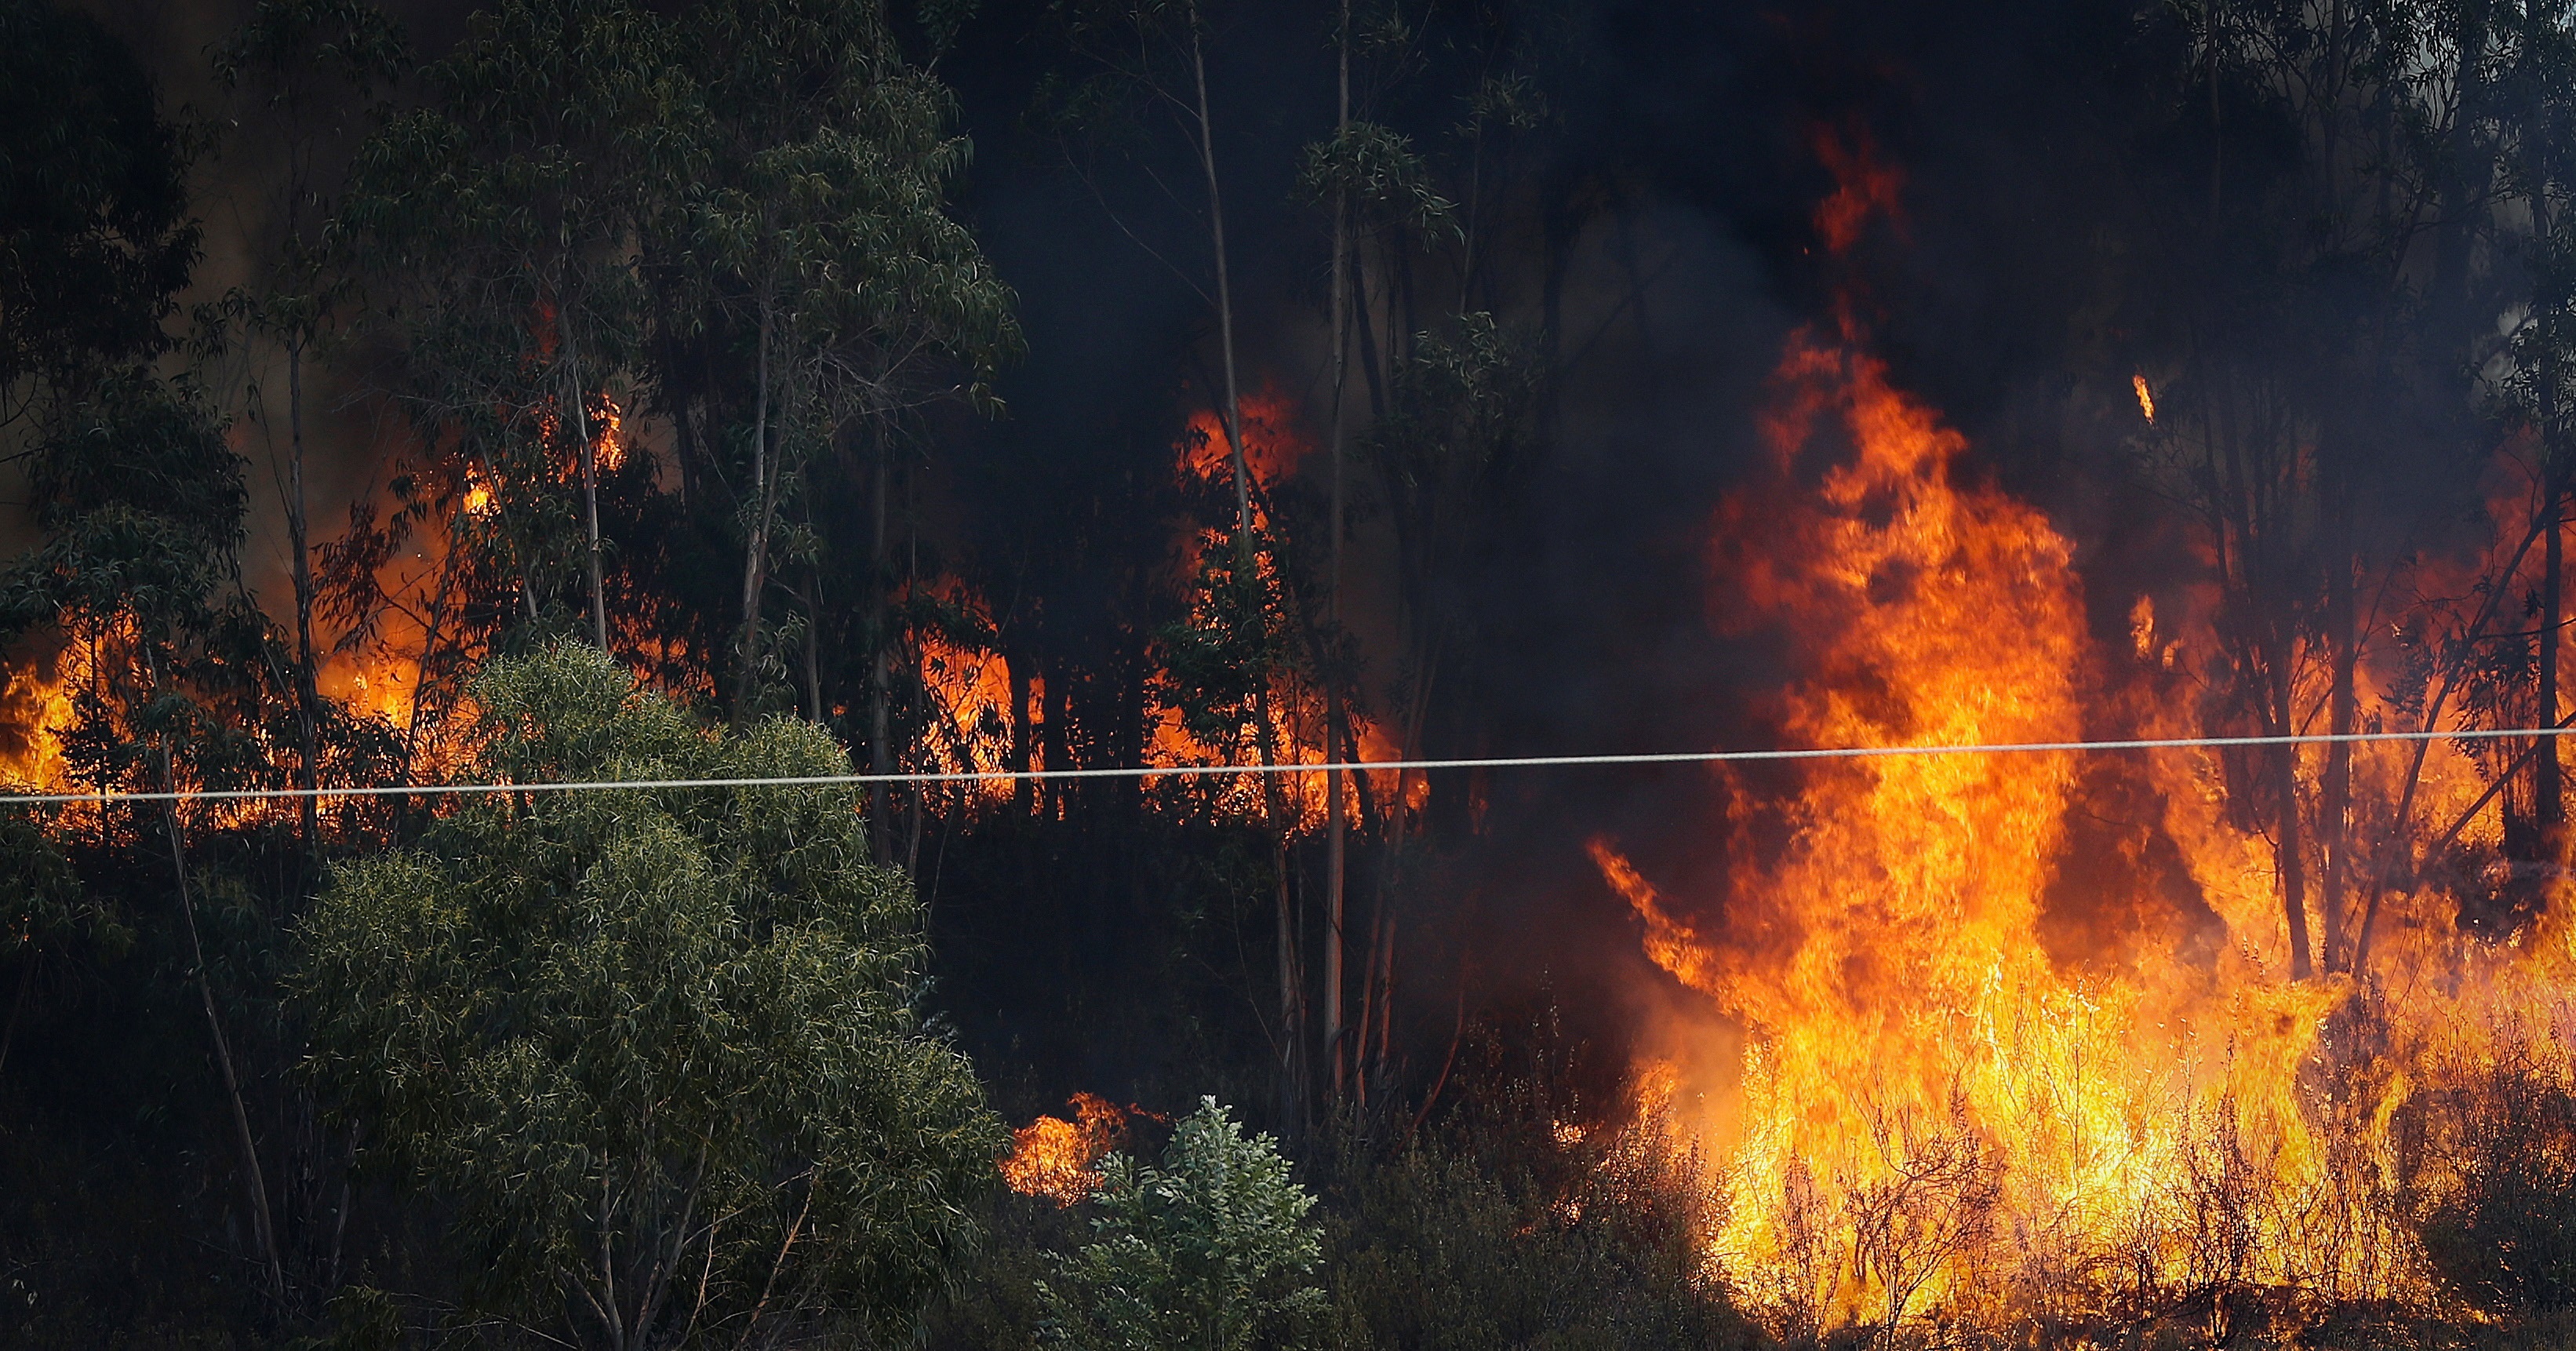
left=1588, top=133, right=2571, bottom=1338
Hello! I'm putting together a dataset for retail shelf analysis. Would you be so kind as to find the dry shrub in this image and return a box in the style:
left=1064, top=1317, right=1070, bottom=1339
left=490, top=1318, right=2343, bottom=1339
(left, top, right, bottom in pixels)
left=2410, top=1052, right=2576, bottom=1316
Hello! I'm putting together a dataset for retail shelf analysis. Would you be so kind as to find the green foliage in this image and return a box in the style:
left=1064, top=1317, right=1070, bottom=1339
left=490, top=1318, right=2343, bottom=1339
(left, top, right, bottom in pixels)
left=1039, top=1097, right=1324, bottom=1351
left=0, top=370, right=293, bottom=798
left=1296, top=122, right=1457, bottom=237
left=296, top=640, right=1002, bottom=1348
left=213, top=0, right=405, bottom=107
left=671, top=0, right=1021, bottom=402
left=1153, top=538, right=1301, bottom=766
left=1325, top=1135, right=1757, bottom=1351
left=335, top=0, right=697, bottom=636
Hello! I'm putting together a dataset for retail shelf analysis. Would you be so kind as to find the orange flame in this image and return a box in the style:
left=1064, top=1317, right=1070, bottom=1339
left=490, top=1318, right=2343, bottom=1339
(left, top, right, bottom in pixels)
left=2133, top=373, right=2156, bottom=424
left=1587, top=136, right=2571, bottom=1339
left=590, top=395, right=626, bottom=474
left=0, top=646, right=75, bottom=790
left=1000, top=1092, right=1134, bottom=1205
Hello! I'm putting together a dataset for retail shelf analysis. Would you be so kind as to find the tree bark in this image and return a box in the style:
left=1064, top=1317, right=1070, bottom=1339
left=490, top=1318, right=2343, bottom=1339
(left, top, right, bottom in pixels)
left=2538, top=156, right=2564, bottom=852
left=733, top=302, right=777, bottom=723
left=286, top=335, right=322, bottom=854
left=1010, top=646, right=1035, bottom=817
left=2276, top=666, right=2314, bottom=981
left=562, top=295, right=610, bottom=653
left=868, top=424, right=894, bottom=866
left=1187, top=5, right=1301, bottom=1125
left=162, top=776, right=286, bottom=1301
left=1323, top=0, right=1352, bottom=1104
left=2321, top=477, right=2356, bottom=971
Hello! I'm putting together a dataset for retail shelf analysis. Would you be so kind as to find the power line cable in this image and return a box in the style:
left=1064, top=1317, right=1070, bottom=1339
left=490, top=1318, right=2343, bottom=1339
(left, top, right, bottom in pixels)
left=2, top=724, right=2573, bottom=807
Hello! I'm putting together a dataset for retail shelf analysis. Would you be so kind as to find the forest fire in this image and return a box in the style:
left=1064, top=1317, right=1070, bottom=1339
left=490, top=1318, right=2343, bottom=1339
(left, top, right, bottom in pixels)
left=27, top=0, right=2576, bottom=1341
left=0, top=648, right=73, bottom=790
left=999, top=1092, right=1138, bottom=1206
left=1586, top=141, right=2576, bottom=1339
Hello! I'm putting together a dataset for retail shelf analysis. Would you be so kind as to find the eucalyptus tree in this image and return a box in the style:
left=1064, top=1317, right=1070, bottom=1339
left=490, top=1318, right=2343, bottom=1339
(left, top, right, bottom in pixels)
left=2495, top=2, right=2576, bottom=836
left=0, top=373, right=296, bottom=1300
left=1045, top=0, right=1324, bottom=1123
left=2123, top=0, right=2528, bottom=978
left=338, top=0, right=699, bottom=653
left=298, top=641, right=1001, bottom=1350
left=1297, top=82, right=1453, bottom=1103
left=1044, top=0, right=1259, bottom=543
left=210, top=0, right=406, bottom=851
left=653, top=0, right=1018, bottom=730
left=1037, top=1097, right=1324, bottom=1351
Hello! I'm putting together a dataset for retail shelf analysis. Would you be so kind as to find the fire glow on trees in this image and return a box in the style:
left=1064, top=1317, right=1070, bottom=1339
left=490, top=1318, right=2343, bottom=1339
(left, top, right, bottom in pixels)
left=1586, top=136, right=2576, bottom=1338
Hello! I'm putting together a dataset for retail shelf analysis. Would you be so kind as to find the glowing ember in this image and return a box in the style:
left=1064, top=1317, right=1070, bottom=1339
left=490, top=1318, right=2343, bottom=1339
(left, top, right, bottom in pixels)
left=2133, top=372, right=2156, bottom=424
left=1000, top=1092, right=1134, bottom=1205
left=591, top=395, right=626, bottom=473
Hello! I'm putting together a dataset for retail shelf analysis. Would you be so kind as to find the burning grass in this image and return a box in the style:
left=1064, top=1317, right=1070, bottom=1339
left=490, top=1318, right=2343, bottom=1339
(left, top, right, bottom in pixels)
left=1577, top=145, right=2576, bottom=1346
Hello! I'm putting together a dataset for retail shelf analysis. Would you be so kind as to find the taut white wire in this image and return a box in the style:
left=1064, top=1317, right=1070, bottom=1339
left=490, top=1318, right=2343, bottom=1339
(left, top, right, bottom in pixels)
left=2, top=724, right=2571, bottom=808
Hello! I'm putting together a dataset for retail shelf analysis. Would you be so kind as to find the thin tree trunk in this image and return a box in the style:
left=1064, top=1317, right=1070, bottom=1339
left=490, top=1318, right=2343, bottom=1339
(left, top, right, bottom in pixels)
left=1191, top=14, right=1250, bottom=551
left=801, top=567, right=824, bottom=723
left=869, top=427, right=893, bottom=865
left=1188, top=6, right=1300, bottom=1124
left=2321, top=479, right=2356, bottom=971
left=734, top=302, right=777, bottom=723
left=286, top=336, right=321, bottom=854
left=2276, top=665, right=2314, bottom=981
left=2538, top=156, right=2564, bottom=851
left=162, top=774, right=286, bottom=1301
left=1323, top=0, right=1352, bottom=1104
left=1010, top=649, right=1035, bottom=817
left=2355, top=508, right=2551, bottom=976
left=562, top=299, right=609, bottom=653
left=2541, top=458, right=2563, bottom=850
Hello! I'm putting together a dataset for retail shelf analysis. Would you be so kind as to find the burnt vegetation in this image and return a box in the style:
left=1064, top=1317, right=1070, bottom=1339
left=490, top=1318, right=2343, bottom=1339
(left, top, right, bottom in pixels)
left=13, top=0, right=2576, bottom=1348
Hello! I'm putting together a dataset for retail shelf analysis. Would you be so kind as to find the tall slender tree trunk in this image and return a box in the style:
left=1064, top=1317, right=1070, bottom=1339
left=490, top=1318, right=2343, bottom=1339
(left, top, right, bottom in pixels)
left=1323, top=0, right=1353, bottom=1104
left=2321, top=478, right=2356, bottom=971
left=734, top=303, right=777, bottom=723
left=2276, top=660, right=2315, bottom=981
left=1192, top=15, right=1250, bottom=550
left=868, top=427, right=894, bottom=866
left=801, top=566, right=824, bottom=723
left=162, top=767, right=285, bottom=1301
left=562, top=297, right=609, bottom=653
left=1010, top=650, right=1035, bottom=817
left=2538, top=166, right=2564, bottom=852
left=286, top=336, right=321, bottom=854
left=1188, top=6, right=1301, bottom=1125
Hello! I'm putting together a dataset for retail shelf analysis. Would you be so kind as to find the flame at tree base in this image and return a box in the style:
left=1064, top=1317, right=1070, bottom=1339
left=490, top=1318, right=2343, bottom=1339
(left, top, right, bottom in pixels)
left=1589, top=321, right=2576, bottom=1339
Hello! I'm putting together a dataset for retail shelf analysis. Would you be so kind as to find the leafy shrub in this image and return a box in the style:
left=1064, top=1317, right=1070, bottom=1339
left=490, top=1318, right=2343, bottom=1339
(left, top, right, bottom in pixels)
left=1038, top=1097, right=1325, bottom=1351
